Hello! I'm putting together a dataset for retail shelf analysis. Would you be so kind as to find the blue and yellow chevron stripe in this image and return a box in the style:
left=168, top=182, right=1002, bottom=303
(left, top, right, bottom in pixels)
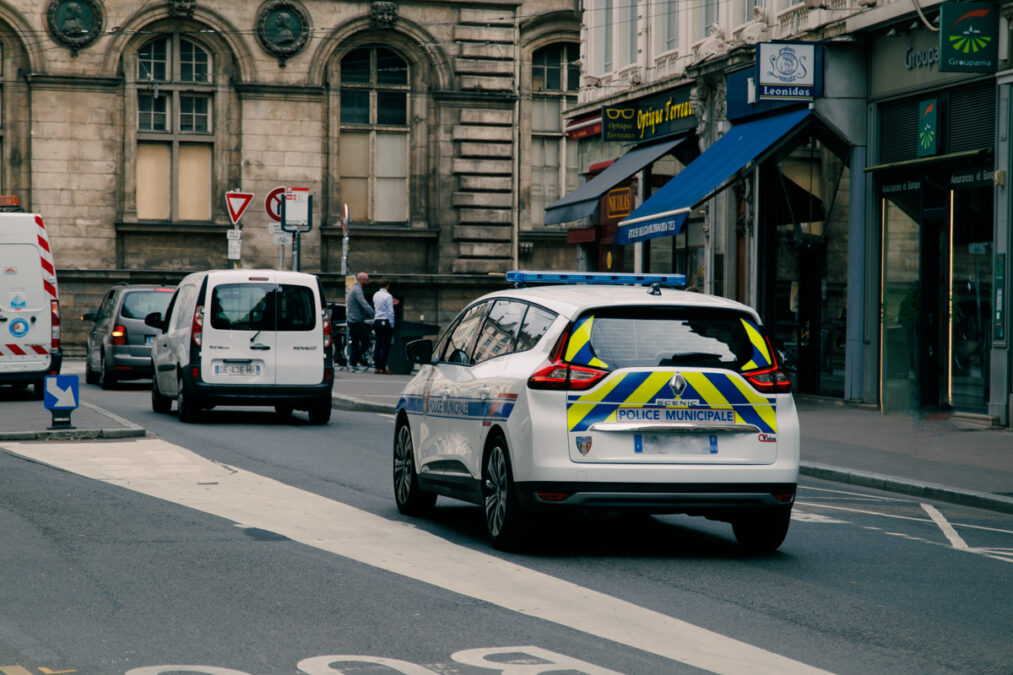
left=565, top=315, right=609, bottom=368
left=740, top=318, right=773, bottom=371
left=566, top=370, right=777, bottom=434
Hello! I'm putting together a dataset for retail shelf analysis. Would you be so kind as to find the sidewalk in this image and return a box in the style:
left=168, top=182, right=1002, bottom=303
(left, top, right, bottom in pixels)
left=3, top=361, right=1010, bottom=514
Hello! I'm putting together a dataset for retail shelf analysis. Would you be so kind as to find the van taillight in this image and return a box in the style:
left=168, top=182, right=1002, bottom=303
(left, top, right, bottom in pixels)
left=192, top=305, right=204, bottom=346
left=527, top=359, right=608, bottom=391
left=111, top=324, right=127, bottom=346
left=50, top=299, right=60, bottom=350
left=322, top=309, right=332, bottom=349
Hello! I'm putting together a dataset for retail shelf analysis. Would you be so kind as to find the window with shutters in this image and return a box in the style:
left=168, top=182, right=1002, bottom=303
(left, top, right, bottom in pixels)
left=339, top=45, right=410, bottom=224
left=132, top=33, right=215, bottom=222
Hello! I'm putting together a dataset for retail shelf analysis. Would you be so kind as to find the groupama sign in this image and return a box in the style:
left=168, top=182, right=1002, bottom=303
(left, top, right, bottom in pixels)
left=938, top=2, right=998, bottom=73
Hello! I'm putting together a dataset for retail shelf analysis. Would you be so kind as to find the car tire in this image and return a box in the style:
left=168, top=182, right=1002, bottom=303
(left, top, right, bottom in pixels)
left=176, top=373, right=200, bottom=423
left=30, top=379, right=45, bottom=400
left=275, top=404, right=294, bottom=419
left=483, top=435, right=528, bottom=551
left=307, top=398, right=332, bottom=424
left=151, top=377, right=172, bottom=413
left=393, top=418, right=436, bottom=516
left=98, top=353, right=116, bottom=390
left=85, top=350, right=99, bottom=385
left=732, top=506, right=792, bottom=553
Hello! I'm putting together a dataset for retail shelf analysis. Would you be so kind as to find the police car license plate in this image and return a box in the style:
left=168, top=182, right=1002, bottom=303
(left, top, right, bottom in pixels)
left=215, top=363, right=260, bottom=376
left=634, top=433, right=718, bottom=455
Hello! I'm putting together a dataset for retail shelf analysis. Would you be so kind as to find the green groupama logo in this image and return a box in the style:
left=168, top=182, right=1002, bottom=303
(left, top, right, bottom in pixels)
left=948, top=8, right=992, bottom=54
left=919, top=103, right=935, bottom=150
left=917, top=99, right=937, bottom=157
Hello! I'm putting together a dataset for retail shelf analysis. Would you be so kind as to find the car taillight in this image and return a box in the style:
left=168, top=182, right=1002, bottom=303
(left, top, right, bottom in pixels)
left=111, top=324, right=127, bottom=346
left=528, top=359, right=609, bottom=391
left=322, top=309, right=332, bottom=349
left=743, top=339, right=791, bottom=393
left=192, top=305, right=204, bottom=346
left=743, top=366, right=792, bottom=393
left=50, top=299, right=61, bottom=350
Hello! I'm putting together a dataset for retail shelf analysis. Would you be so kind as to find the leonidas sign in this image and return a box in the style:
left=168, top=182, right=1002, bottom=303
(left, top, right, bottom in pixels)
left=938, top=2, right=998, bottom=73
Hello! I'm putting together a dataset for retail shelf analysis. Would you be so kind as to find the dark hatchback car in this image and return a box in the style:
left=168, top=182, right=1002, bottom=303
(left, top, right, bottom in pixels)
left=82, top=284, right=175, bottom=388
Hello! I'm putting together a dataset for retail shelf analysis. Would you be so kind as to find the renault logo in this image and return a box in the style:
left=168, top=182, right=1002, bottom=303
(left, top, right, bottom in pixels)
left=670, top=373, right=687, bottom=398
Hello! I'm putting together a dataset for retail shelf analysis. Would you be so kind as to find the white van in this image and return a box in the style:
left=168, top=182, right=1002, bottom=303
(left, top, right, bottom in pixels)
left=0, top=197, right=62, bottom=397
left=147, top=269, right=334, bottom=423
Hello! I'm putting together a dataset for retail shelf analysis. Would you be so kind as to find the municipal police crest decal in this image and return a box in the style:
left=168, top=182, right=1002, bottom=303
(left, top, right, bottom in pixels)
left=576, top=436, right=593, bottom=456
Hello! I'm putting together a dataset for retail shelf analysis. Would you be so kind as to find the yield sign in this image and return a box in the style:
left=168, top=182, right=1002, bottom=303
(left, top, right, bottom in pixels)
left=226, top=191, right=255, bottom=225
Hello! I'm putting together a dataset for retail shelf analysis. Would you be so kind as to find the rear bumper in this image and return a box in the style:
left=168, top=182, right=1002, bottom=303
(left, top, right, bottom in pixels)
left=187, top=375, right=333, bottom=407
left=0, top=352, right=62, bottom=384
left=110, top=348, right=154, bottom=378
left=515, top=481, right=796, bottom=516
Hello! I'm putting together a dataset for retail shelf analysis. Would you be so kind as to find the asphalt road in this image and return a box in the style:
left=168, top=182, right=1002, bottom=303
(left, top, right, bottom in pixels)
left=1, top=379, right=1012, bottom=674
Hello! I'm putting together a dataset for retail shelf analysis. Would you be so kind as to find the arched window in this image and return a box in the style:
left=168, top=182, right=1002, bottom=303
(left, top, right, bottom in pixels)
left=339, top=45, right=409, bottom=224
left=529, top=43, right=578, bottom=227
left=134, top=34, right=214, bottom=221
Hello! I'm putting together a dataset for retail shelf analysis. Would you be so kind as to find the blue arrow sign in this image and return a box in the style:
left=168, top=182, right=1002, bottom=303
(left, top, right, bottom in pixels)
left=44, top=374, right=79, bottom=410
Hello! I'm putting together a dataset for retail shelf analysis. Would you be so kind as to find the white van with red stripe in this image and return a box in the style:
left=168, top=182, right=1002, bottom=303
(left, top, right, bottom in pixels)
left=0, top=196, right=62, bottom=398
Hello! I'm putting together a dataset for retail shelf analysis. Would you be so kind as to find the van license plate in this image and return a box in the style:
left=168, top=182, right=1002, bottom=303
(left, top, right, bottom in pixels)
left=215, top=364, right=260, bottom=376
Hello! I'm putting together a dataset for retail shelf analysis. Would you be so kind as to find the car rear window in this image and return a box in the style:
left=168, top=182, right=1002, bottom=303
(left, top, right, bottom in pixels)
left=209, top=283, right=316, bottom=331
left=565, top=306, right=773, bottom=372
left=120, top=290, right=173, bottom=320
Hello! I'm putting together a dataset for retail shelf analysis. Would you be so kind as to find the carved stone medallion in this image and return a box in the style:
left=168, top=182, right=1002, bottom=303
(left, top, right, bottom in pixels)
left=370, top=1, right=398, bottom=28
left=47, top=0, right=103, bottom=53
left=256, top=0, right=311, bottom=64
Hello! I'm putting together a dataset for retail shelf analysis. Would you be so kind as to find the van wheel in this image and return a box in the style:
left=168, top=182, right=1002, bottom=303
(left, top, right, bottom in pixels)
left=151, top=378, right=172, bottom=413
left=30, top=379, right=45, bottom=400
left=275, top=404, right=293, bottom=419
left=307, top=397, right=331, bottom=424
left=99, top=354, right=116, bottom=390
left=176, top=373, right=200, bottom=423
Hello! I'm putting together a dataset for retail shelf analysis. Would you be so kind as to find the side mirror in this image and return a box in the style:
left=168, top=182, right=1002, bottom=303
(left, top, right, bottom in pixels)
left=144, top=311, right=167, bottom=332
left=81, top=310, right=96, bottom=322
left=406, top=338, right=434, bottom=365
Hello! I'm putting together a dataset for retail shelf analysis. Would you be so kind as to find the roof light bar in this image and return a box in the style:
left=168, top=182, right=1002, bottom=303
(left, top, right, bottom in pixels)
left=506, top=270, right=687, bottom=288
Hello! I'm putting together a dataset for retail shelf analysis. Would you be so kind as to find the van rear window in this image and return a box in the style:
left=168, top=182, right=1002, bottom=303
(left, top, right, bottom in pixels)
left=209, top=283, right=316, bottom=331
left=566, top=307, right=771, bottom=372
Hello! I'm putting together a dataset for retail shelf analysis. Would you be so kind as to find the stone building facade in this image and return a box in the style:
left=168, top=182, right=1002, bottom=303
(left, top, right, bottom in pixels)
left=0, top=0, right=581, bottom=349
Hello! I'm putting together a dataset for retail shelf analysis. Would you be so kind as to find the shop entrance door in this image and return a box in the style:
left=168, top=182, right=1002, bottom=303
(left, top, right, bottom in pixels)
left=880, top=173, right=993, bottom=413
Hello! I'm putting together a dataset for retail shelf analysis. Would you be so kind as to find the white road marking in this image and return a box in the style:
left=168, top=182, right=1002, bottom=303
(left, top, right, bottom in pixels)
left=1, top=439, right=831, bottom=675
left=790, top=509, right=848, bottom=524
left=797, top=485, right=906, bottom=502
left=920, top=503, right=969, bottom=550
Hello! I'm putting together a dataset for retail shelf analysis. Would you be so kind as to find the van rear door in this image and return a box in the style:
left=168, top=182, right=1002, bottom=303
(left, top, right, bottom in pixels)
left=201, top=275, right=277, bottom=386
left=274, top=278, right=323, bottom=385
left=0, top=242, right=51, bottom=373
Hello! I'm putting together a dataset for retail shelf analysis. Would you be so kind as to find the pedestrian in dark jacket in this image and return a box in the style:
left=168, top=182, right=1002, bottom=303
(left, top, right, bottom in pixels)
left=345, top=272, right=374, bottom=369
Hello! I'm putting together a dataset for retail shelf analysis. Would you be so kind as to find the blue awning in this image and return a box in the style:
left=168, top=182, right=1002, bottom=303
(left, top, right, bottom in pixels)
left=543, top=135, right=688, bottom=225
left=616, top=108, right=812, bottom=244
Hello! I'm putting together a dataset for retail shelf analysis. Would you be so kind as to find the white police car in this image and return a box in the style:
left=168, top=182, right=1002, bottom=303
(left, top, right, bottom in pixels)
left=393, top=271, right=800, bottom=552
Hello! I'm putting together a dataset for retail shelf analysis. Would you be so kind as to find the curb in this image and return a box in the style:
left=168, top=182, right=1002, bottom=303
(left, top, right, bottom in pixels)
left=0, top=400, right=147, bottom=442
left=329, top=395, right=1013, bottom=515
left=331, top=393, right=397, bottom=415
left=800, top=462, right=1013, bottom=515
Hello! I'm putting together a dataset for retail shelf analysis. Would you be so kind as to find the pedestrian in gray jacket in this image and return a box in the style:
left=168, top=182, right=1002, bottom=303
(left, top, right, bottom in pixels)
left=346, top=272, right=374, bottom=368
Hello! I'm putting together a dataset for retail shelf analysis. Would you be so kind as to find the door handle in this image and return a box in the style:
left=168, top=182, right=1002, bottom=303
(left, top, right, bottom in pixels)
left=479, top=387, right=491, bottom=400
left=250, top=344, right=271, bottom=351
left=441, top=388, right=451, bottom=399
